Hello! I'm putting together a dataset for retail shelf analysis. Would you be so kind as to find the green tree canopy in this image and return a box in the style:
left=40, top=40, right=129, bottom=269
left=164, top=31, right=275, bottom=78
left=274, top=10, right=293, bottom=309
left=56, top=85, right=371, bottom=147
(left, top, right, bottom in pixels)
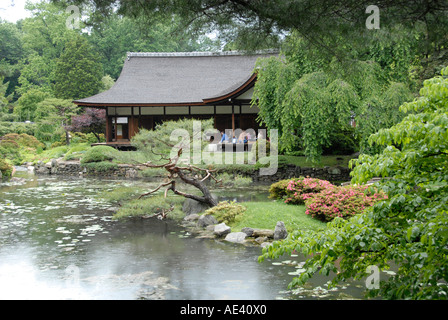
left=260, top=66, right=448, bottom=300
left=16, top=1, right=81, bottom=96
left=253, top=35, right=415, bottom=162
left=53, top=35, right=103, bottom=100
left=14, top=88, right=50, bottom=122
left=33, top=97, right=79, bottom=143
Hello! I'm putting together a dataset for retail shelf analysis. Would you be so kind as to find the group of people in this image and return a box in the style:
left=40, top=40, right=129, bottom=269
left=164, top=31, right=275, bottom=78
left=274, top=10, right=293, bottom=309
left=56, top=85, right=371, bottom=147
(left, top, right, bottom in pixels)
left=219, top=130, right=264, bottom=144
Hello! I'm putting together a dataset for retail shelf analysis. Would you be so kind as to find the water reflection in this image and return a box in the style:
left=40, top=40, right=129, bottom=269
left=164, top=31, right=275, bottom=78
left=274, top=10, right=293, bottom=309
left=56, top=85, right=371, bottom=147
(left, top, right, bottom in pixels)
left=0, top=172, right=366, bottom=300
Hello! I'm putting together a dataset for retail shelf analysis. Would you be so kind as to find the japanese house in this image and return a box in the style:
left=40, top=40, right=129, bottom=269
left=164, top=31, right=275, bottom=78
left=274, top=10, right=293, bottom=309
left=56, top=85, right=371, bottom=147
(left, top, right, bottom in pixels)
left=73, top=51, right=277, bottom=147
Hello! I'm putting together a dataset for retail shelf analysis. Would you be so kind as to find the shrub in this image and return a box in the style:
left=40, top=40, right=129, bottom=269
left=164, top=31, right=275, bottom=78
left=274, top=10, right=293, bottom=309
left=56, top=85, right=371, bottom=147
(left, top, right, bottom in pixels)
left=268, top=179, right=292, bottom=199
left=81, top=145, right=119, bottom=163
left=113, top=195, right=184, bottom=220
left=84, top=161, right=118, bottom=172
left=1, top=133, right=45, bottom=149
left=205, top=201, right=246, bottom=225
left=0, top=158, right=13, bottom=178
left=64, top=144, right=91, bottom=161
left=0, top=139, right=21, bottom=164
left=217, top=172, right=252, bottom=188
left=283, top=177, right=334, bottom=205
left=304, top=185, right=387, bottom=222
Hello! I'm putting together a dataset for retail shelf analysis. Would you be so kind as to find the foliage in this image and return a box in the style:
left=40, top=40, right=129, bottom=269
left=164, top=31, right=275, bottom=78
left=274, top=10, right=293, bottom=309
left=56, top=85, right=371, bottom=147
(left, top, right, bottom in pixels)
left=53, top=36, right=103, bottom=100
left=0, top=139, right=21, bottom=164
left=33, top=98, right=79, bottom=143
left=101, top=186, right=147, bottom=204
left=84, top=161, right=118, bottom=172
left=112, top=194, right=184, bottom=220
left=63, top=143, right=91, bottom=161
left=69, top=108, right=106, bottom=143
left=0, top=133, right=45, bottom=165
left=269, top=177, right=334, bottom=205
left=14, top=89, right=50, bottom=122
left=283, top=177, right=334, bottom=205
left=268, top=179, right=291, bottom=200
left=216, top=172, right=252, bottom=188
left=87, top=13, right=221, bottom=80
left=304, top=185, right=387, bottom=222
left=80, top=145, right=120, bottom=164
left=17, top=1, right=80, bottom=95
left=250, top=138, right=275, bottom=162
left=205, top=201, right=246, bottom=225
left=0, top=121, right=36, bottom=137
left=132, top=118, right=214, bottom=164
left=260, top=67, right=448, bottom=300
left=253, top=50, right=414, bottom=163
left=64, top=0, right=448, bottom=59
left=0, top=158, right=13, bottom=178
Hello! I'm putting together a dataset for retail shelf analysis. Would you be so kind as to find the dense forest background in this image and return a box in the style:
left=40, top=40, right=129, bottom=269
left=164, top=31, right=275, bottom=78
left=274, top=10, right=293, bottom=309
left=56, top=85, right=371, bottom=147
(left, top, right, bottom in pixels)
left=1, top=0, right=447, bottom=160
left=0, top=1, right=222, bottom=143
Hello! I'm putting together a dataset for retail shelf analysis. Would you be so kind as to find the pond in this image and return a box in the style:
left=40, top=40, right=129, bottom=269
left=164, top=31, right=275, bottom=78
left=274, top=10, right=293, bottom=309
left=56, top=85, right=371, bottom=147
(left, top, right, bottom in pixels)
left=0, top=170, right=367, bottom=300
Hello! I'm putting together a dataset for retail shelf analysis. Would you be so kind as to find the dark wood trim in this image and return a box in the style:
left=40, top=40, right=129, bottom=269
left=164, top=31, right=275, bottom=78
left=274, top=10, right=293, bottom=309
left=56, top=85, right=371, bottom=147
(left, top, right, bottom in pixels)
left=202, top=74, right=257, bottom=104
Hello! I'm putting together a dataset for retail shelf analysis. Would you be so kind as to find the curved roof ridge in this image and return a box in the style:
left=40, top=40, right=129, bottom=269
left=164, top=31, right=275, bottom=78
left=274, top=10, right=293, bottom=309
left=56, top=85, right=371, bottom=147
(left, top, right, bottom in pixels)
left=126, top=49, right=278, bottom=59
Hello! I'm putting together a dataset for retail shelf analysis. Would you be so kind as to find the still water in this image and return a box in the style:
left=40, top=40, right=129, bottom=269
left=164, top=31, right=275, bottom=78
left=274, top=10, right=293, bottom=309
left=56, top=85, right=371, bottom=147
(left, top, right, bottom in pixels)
left=0, top=170, right=365, bottom=300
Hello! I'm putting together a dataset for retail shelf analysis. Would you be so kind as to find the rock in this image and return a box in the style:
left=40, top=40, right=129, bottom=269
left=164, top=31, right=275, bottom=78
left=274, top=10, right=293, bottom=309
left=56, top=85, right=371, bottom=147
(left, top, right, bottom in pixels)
left=255, top=236, right=268, bottom=244
left=224, top=232, right=247, bottom=243
left=213, top=223, right=231, bottom=237
left=252, top=229, right=274, bottom=239
left=36, top=166, right=50, bottom=174
left=328, top=167, right=341, bottom=175
left=197, top=214, right=218, bottom=228
left=274, top=221, right=288, bottom=240
left=241, top=227, right=254, bottom=237
left=260, top=242, right=272, bottom=248
left=184, top=213, right=200, bottom=221
left=182, top=198, right=214, bottom=216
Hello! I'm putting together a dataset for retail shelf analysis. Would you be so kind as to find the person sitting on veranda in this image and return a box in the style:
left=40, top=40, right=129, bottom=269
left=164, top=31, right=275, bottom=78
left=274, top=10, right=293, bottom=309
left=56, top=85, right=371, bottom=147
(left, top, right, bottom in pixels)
left=237, top=131, right=246, bottom=143
left=220, top=131, right=229, bottom=143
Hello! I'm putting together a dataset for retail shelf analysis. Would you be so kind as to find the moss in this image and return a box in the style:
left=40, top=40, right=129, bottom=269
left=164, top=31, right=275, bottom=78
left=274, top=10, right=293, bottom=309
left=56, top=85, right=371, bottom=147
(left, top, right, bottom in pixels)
left=81, top=146, right=120, bottom=164
left=112, top=194, right=184, bottom=220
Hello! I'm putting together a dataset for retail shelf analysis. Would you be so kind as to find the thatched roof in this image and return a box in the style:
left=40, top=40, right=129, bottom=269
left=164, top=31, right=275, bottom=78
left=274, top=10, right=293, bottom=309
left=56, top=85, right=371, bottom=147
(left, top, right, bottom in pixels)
left=74, top=51, right=277, bottom=107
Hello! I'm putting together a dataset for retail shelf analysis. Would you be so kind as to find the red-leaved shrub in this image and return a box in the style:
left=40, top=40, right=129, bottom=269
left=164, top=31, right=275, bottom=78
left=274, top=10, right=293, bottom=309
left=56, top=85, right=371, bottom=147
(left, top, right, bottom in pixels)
left=283, top=177, right=334, bottom=205
left=304, top=185, right=387, bottom=222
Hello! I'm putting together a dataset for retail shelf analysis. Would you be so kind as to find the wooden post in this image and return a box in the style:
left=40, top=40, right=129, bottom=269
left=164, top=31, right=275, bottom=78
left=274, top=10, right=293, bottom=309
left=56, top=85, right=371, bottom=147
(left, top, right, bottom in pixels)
left=114, top=107, right=118, bottom=142
left=231, top=103, right=235, bottom=134
left=105, top=107, right=110, bottom=142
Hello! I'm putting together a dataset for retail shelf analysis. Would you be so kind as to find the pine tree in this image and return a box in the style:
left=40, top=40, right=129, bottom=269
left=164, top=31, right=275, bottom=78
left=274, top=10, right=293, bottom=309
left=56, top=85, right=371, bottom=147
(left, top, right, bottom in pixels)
left=54, top=36, right=103, bottom=100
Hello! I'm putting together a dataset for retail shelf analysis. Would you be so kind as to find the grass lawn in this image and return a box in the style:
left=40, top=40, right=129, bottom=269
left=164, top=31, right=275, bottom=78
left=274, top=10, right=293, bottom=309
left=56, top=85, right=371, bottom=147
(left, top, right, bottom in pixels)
left=230, top=200, right=326, bottom=233
left=279, top=154, right=357, bottom=168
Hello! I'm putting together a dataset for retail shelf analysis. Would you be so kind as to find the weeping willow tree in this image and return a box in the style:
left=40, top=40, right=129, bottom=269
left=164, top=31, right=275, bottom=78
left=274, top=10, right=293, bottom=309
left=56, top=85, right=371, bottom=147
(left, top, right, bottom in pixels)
left=253, top=32, right=416, bottom=163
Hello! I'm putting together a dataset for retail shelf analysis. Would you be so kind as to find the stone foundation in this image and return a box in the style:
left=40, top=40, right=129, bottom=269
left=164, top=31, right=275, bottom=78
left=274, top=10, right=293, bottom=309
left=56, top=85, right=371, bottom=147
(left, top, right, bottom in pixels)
left=32, top=159, right=351, bottom=183
left=33, top=158, right=141, bottom=179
